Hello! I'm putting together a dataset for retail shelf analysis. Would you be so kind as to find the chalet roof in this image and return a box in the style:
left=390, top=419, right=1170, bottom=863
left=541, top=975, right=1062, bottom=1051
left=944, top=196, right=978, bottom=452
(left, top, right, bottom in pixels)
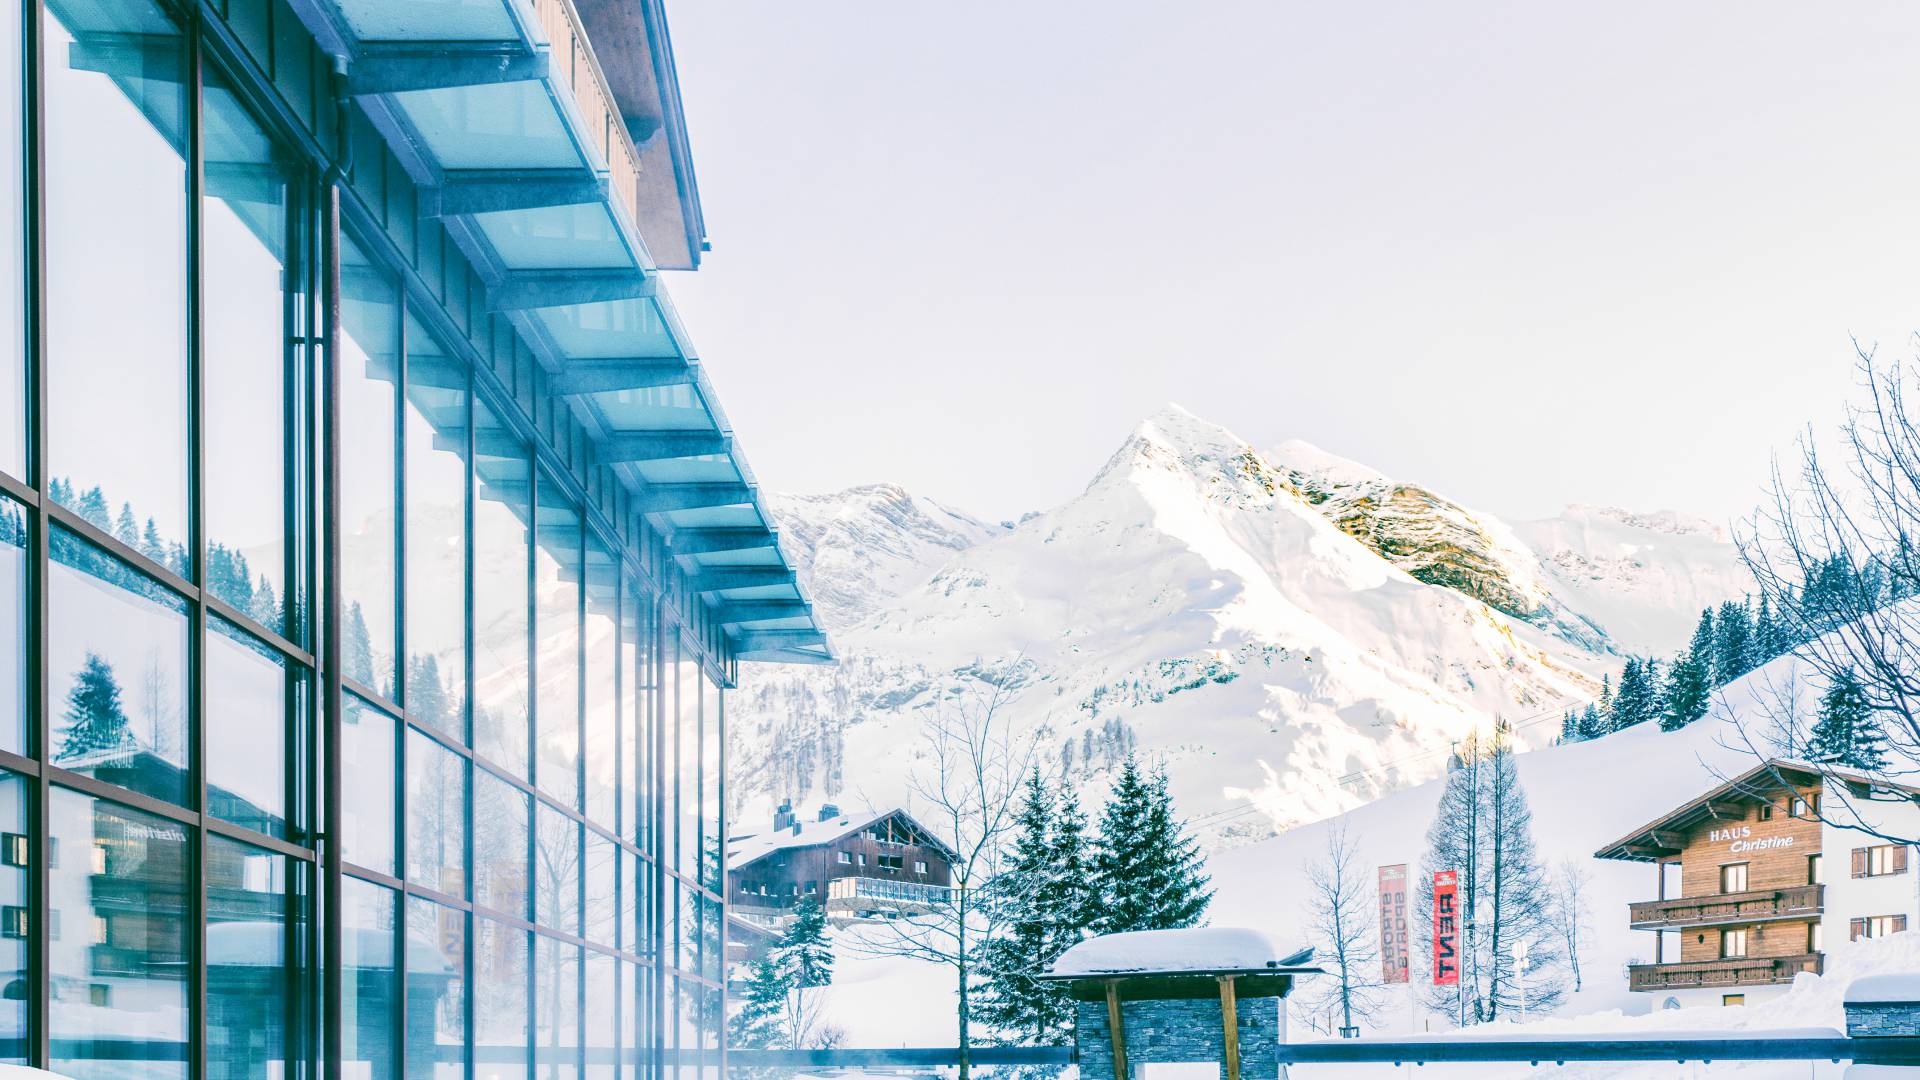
left=1038, top=928, right=1320, bottom=980
left=726, top=807, right=957, bottom=870
left=1592, top=758, right=1920, bottom=863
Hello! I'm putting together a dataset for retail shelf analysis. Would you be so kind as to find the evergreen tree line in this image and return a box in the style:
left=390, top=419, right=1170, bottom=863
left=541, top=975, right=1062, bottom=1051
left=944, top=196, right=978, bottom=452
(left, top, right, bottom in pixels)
left=974, top=756, right=1213, bottom=1044
left=1559, top=593, right=1801, bottom=742
left=728, top=899, right=836, bottom=1051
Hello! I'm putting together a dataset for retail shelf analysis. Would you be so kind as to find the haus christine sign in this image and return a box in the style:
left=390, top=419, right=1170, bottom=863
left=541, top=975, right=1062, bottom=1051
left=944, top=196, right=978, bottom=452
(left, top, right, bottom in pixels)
left=1709, top=824, right=1795, bottom=855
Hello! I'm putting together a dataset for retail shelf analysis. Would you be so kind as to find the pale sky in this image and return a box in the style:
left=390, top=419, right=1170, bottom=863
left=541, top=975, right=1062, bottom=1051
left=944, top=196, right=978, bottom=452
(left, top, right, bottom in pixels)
left=663, top=1, right=1920, bottom=527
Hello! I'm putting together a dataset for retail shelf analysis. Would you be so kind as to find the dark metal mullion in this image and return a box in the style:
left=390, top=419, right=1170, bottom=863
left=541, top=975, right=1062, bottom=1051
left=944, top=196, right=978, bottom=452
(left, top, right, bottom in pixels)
left=714, top=686, right=726, bottom=1076
left=575, top=476, right=587, bottom=1077
left=21, top=0, right=46, bottom=1060
left=390, top=272, right=410, bottom=1080
left=651, top=604, right=666, bottom=1080
left=320, top=175, right=345, bottom=1080
left=462, top=357, right=476, bottom=1080
left=523, top=461, right=538, bottom=1078
left=185, top=18, right=208, bottom=1080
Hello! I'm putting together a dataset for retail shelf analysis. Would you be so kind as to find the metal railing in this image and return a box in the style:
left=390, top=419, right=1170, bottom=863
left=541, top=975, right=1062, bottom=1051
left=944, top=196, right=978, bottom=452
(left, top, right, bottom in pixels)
left=1629, top=884, right=1823, bottom=929
left=526, top=0, right=643, bottom=226
left=827, top=876, right=953, bottom=907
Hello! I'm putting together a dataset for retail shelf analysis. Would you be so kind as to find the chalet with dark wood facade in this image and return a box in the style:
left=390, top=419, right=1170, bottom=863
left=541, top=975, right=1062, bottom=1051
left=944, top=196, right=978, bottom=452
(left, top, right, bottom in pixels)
left=728, top=804, right=957, bottom=923
left=1595, top=759, right=1920, bottom=1008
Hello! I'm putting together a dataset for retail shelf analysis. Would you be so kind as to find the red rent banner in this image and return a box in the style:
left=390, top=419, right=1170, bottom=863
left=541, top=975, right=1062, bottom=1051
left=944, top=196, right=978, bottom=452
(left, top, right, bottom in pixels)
left=1432, top=870, right=1460, bottom=986
left=1377, top=864, right=1409, bottom=984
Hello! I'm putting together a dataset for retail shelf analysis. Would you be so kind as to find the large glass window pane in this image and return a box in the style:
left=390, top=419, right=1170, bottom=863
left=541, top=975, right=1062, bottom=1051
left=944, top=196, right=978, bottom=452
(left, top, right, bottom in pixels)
left=407, top=728, right=467, bottom=896
left=405, top=313, right=467, bottom=735
left=0, top=4, right=23, bottom=479
left=408, top=897, right=466, bottom=1080
left=584, top=536, right=617, bottom=829
left=586, top=951, right=615, bottom=1080
left=701, top=676, right=721, bottom=895
left=0, top=774, right=26, bottom=1064
left=203, top=65, right=295, bottom=630
left=342, top=877, right=397, bottom=1080
left=619, top=961, right=639, bottom=1080
left=342, top=694, right=396, bottom=875
left=473, top=397, right=529, bottom=778
left=477, top=918, right=529, bottom=1080
left=620, top=579, right=648, bottom=849
left=49, top=530, right=188, bottom=806
left=340, top=235, right=399, bottom=699
left=535, top=936, right=580, bottom=1080
left=535, top=803, right=579, bottom=935
left=675, top=647, right=697, bottom=882
left=49, top=788, right=189, bottom=1078
left=475, top=768, right=529, bottom=918
left=534, top=478, right=579, bottom=807
left=585, top=830, right=615, bottom=947
left=207, top=835, right=297, bottom=1080
left=207, top=617, right=291, bottom=837
left=0, top=499, right=26, bottom=756
left=43, top=0, right=189, bottom=571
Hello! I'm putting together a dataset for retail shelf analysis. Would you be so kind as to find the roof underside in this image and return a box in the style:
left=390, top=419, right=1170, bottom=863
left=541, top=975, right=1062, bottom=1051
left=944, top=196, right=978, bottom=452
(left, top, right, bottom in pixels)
left=296, top=0, right=827, bottom=665
left=1592, top=759, right=1822, bottom=863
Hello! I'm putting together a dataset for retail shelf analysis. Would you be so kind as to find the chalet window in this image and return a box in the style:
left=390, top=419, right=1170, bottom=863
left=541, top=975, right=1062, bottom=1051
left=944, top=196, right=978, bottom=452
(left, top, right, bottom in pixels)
left=1757, top=804, right=1774, bottom=821
left=1808, top=854, right=1823, bottom=885
left=805, top=881, right=817, bottom=894
left=1722, top=994, right=1745, bottom=1007
left=1720, top=928, right=1747, bottom=958
left=915, top=861, right=928, bottom=874
left=1850, top=915, right=1908, bottom=941
left=1719, top=863, right=1749, bottom=893
left=1857, top=844, right=1910, bottom=878
left=838, top=851, right=851, bottom=865
left=1790, top=794, right=1821, bottom=818
left=1809, top=921, right=1822, bottom=952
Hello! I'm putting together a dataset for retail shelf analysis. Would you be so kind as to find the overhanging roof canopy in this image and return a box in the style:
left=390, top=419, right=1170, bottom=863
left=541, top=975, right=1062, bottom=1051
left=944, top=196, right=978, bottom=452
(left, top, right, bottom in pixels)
left=296, top=0, right=827, bottom=664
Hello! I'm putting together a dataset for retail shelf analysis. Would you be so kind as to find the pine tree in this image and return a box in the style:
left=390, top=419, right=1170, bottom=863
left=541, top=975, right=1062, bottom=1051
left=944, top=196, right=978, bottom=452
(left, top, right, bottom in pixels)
left=1810, top=669, right=1889, bottom=771
left=1713, top=600, right=1755, bottom=685
left=1559, top=710, right=1579, bottom=744
left=113, top=503, right=139, bottom=548
left=1576, top=703, right=1604, bottom=741
left=1093, top=759, right=1211, bottom=933
left=978, top=769, right=1076, bottom=1042
left=76, top=486, right=109, bottom=530
left=140, top=518, right=165, bottom=564
left=345, top=601, right=374, bottom=686
left=1611, top=659, right=1660, bottom=731
left=57, top=652, right=134, bottom=761
left=776, top=898, right=833, bottom=990
left=728, top=954, right=789, bottom=1049
left=1660, top=612, right=1715, bottom=731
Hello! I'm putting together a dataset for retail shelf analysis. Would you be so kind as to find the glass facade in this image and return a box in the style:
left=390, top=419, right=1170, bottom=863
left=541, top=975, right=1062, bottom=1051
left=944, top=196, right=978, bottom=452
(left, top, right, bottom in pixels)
left=0, top=0, right=753, bottom=1075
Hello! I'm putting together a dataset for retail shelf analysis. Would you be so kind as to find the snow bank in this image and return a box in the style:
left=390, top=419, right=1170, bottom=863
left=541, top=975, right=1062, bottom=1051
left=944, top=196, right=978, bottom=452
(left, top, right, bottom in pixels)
left=1049, top=927, right=1314, bottom=977
left=1844, top=973, right=1920, bottom=1005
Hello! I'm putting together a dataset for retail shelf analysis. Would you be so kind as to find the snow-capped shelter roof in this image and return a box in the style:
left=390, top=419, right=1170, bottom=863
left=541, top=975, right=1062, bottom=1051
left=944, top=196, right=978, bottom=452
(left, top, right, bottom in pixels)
left=1040, top=928, right=1319, bottom=980
left=1846, top=973, right=1920, bottom=1004
left=1593, top=758, right=1920, bottom=863
left=726, top=807, right=956, bottom=870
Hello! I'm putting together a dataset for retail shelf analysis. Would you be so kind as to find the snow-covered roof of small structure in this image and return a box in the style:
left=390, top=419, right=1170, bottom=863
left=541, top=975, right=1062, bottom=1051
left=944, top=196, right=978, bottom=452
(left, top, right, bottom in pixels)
left=1846, top=973, right=1920, bottom=1004
left=1041, top=928, right=1319, bottom=979
left=726, top=807, right=957, bottom=870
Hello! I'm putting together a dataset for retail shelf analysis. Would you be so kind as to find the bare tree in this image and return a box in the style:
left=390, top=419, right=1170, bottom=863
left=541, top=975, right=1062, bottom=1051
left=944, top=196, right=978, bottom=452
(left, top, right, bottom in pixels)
left=849, top=663, right=1040, bottom=1080
left=1737, top=345, right=1920, bottom=839
left=1550, top=860, right=1590, bottom=993
left=1302, top=821, right=1384, bottom=1035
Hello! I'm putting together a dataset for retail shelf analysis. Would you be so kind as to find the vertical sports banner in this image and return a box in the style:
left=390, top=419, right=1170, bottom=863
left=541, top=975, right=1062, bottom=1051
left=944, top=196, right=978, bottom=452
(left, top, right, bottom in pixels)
left=1378, top=864, right=1409, bottom=983
left=1432, top=870, right=1460, bottom=986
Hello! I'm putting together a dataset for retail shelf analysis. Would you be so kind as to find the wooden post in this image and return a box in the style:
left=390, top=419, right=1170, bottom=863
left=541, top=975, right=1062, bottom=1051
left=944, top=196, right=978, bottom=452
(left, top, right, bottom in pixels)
left=1655, top=860, right=1666, bottom=964
left=1105, top=979, right=1130, bottom=1080
left=1218, top=975, right=1242, bottom=1080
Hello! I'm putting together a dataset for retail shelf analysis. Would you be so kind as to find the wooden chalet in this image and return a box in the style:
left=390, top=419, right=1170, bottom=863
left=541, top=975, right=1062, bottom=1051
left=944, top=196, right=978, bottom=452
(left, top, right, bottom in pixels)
left=727, top=803, right=958, bottom=923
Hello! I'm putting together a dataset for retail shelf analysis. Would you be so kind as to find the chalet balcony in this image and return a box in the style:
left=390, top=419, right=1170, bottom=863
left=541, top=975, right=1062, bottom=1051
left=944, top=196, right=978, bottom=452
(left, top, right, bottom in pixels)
left=1627, top=885, right=1823, bottom=930
left=1628, top=953, right=1822, bottom=992
left=826, top=876, right=953, bottom=916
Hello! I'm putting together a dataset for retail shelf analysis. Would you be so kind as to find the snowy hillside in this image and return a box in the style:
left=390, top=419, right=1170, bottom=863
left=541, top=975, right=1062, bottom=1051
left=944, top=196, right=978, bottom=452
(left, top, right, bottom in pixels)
left=732, top=406, right=1613, bottom=843
left=767, top=484, right=1002, bottom=631
left=1514, top=505, right=1750, bottom=656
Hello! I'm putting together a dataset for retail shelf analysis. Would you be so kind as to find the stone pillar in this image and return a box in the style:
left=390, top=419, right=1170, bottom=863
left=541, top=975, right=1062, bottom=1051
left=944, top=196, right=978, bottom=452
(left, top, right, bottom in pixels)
left=1843, top=974, right=1920, bottom=1078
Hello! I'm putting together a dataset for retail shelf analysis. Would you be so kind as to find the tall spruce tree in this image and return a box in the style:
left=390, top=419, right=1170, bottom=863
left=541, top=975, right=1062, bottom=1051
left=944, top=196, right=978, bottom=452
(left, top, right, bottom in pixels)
left=1660, top=612, right=1716, bottom=731
left=978, top=770, right=1066, bottom=1042
left=1810, top=669, right=1889, bottom=771
left=1713, top=600, right=1755, bottom=684
left=728, top=954, right=790, bottom=1049
left=1093, top=758, right=1210, bottom=934
left=1611, top=658, right=1660, bottom=731
left=58, top=652, right=134, bottom=760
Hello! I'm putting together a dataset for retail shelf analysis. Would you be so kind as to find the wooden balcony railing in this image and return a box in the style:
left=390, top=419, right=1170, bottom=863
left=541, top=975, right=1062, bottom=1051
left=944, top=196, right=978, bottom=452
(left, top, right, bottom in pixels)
left=1628, top=884, right=1823, bottom=930
left=528, top=0, right=643, bottom=227
left=1628, top=953, right=1822, bottom=992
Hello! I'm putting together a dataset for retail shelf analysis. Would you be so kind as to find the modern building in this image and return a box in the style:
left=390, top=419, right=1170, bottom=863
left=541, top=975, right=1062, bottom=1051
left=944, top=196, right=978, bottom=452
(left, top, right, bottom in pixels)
left=0, top=0, right=829, bottom=1075
left=1594, top=759, right=1920, bottom=1008
left=727, top=804, right=955, bottom=924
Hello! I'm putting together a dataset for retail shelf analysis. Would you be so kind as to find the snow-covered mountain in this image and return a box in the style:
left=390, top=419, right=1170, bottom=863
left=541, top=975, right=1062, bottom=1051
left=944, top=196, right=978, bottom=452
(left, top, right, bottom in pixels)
left=1513, top=504, right=1750, bottom=656
left=732, top=406, right=1695, bottom=844
left=768, top=485, right=1002, bottom=631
